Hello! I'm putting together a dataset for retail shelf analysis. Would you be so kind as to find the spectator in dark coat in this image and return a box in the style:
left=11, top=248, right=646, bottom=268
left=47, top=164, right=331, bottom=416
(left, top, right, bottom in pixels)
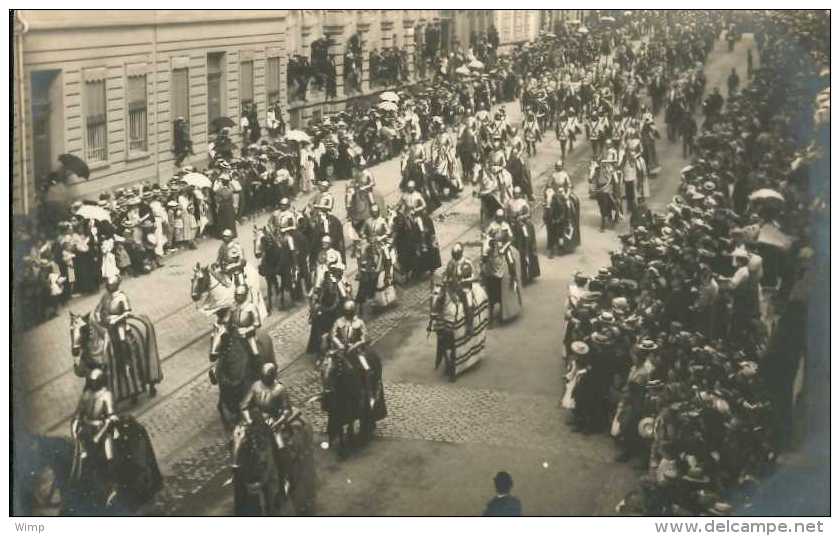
left=482, top=471, right=522, bottom=516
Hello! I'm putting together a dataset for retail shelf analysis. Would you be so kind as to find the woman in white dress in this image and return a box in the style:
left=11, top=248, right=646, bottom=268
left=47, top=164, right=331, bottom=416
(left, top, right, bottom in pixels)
left=299, top=140, right=317, bottom=194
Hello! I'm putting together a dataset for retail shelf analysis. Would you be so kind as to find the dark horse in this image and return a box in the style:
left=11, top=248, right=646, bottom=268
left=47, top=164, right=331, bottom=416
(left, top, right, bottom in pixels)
left=233, top=411, right=317, bottom=515
left=253, top=225, right=308, bottom=313
left=306, top=274, right=344, bottom=356
left=387, top=207, right=442, bottom=281
left=214, top=332, right=277, bottom=429
left=509, top=215, right=541, bottom=285
left=543, top=188, right=581, bottom=256
left=233, top=420, right=283, bottom=515
left=17, top=417, right=162, bottom=515
left=319, top=350, right=387, bottom=457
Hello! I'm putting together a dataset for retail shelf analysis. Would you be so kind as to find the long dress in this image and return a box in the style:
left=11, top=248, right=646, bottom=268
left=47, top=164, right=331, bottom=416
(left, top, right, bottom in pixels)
left=214, top=187, right=237, bottom=238
left=498, top=244, right=523, bottom=321
left=300, top=147, right=316, bottom=194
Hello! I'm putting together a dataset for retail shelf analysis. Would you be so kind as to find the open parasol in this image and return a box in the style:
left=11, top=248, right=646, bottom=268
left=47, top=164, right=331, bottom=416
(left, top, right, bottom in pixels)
left=455, top=65, right=471, bottom=76
left=468, top=59, right=485, bottom=70
left=757, top=223, right=793, bottom=252
left=748, top=188, right=785, bottom=203
left=378, top=101, right=399, bottom=112
left=75, top=204, right=112, bottom=221
left=182, top=172, right=213, bottom=189
left=59, top=154, right=90, bottom=179
left=210, top=116, right=236, bottom=132
left=577, top=26, right=590, bottom=34
left=285, top=129, right=311, bottom=143
left=379, top=91, right=400, bottom=103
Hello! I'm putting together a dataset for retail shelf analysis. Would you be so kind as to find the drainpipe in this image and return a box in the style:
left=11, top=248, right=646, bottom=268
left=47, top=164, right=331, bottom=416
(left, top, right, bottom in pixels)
left=15, top=11, right=30, bottom=215
left=152, top=12, right=160, bottom=182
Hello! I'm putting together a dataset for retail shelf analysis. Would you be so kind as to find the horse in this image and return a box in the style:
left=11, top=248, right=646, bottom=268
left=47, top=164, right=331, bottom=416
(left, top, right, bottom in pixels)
left=233, top=420, right=283, bottom=515
left=253, top=226, right=308, bottom=313
left=355, top=239, right=397, bottom=312
left=387, top=206, right=442, bottom=282
left=588, top=161, right=621, bottom=231
left=301, top=207, right=345, bottom=270
left=543, top=187, right=581, bottom=255
left=212, top=329, right=277, bottom=429
left=69, top=311, right=162, bottom=405
left=59, top=415, right=161, bottom=515
left=509, top=215, right=541, bottom=285
left=190, top=262, right=267, bottom=321
left=429, top=282, right=489, bottom=382
left=306, top=275, right=344, bottom=356
left=319, top=349, right=386, bottom=457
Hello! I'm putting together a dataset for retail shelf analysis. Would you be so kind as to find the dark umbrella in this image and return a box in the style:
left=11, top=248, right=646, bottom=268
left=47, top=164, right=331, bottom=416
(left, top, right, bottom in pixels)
left=210, top=116, right=236, bottom=132
left=58, top=154, right=90, bottom=179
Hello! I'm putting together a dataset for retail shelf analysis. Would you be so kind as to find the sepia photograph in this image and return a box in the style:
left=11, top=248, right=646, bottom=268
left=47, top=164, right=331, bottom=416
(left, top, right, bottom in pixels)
left=8, top=5, right=833, bottom=524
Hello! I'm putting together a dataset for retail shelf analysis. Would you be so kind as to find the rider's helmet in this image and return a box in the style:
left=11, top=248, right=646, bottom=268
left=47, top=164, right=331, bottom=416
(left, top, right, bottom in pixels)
left=105, top=275, right=121, bottom=292
left=459, top=262, right=474, bottom=282
left=261, top=363, right=277, bottom=384
left=321, top=235, right=332, bottom=248
left=222, top=229, right=234, bottom=242
left=513, top=186, right=523, bottom=198
left=406, top=180, right=416, bottom=191
left=555, top=159, right=565, bottom=171
left=342, top=300, right=357, bottom=318
left=491, top=153, right=504, bottom=169
left=86, top=368, right=106, bottom=391
left=573, top=271, right=589, bottom=286
left=494, top=208, right=505, bottom=221
left=370, top=203, right=380, bottom=216
left=234, top=284, right=249, bottom=303
left=318, top=180, right=330, bottom=191
left=279, top=197, right=290, bottom=210
left=452, top=242, right=464, bottom=260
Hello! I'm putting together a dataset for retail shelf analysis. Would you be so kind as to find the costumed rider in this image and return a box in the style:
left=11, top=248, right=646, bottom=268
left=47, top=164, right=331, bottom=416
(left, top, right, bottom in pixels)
left=352, top=169, right=377, bottom=208
left=486, top=209, right=513, bottom=244
left=71, top=368, right=119, bottom=504
left=442, top=243, right=477, bottom=330
left=209, top=284, right=262, bottom=383
left=217, top=229, right=244, bottom=271
left=233, top=362, right=294, bottom=475
left=311, top=180, right=336, bottom=213
left=506, top=186, right=532, bottom=222
left=362, top=203, right=394, bottom=268
left=96, top=275, right=132, bottom=365
left=312, top=235, right=343, bottom=290
left=545, top=159, right=577, bottom=206
left=269, top=197, right=298, bottom=253
left=331, top=300, right=376, bottom=408
left=399, top=180, right=428, bottom=233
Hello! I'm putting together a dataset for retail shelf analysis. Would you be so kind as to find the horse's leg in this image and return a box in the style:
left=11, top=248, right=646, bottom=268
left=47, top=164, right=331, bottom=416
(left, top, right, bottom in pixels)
left=265, top=277, right=274, bottom=316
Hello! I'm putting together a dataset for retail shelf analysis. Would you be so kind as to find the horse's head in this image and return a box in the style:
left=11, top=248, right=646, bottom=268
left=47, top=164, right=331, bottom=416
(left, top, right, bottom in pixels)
left=191, top=263, right=210, bottom=302
left=253, top=226, right=266, bottom=259
left=69, top=312, right=87, bottom=358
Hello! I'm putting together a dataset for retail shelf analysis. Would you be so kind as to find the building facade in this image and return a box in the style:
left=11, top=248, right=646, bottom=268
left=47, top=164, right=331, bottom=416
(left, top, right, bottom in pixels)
left=11, top=10, right=494, bottom=217
left=13, top=10, right=289, bottom=216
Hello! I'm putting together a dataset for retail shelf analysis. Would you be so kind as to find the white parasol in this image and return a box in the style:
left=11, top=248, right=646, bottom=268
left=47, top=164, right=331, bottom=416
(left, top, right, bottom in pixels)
left=379, top=91, right=400, bottom=102
left=378, top=101, right=399, bottom=112
left=468, top=59, right=485, bottom=70
left=75, top=204, right=112, bottom=221
left=748, top=188, right=785, bottom=203
left=285, top=129, right=311, bottom=143
left=182, top=172, right=213, bottom=189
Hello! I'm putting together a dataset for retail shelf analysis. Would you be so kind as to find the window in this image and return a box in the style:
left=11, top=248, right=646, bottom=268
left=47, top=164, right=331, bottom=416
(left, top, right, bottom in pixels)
left=84, top=79, right=108, bottom=162
left=240, top=60, right=254, bottom=109
left=266, top=57, right=281, bottom=106
left=171, top=67, right=190, bottom=125
left=126, top=74, right=147, bottom=153
left=207, top=52, right=226, bottom=127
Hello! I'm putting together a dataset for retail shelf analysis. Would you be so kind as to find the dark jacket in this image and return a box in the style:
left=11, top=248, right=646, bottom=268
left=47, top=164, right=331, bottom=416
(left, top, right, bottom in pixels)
left=482, top=495, right=522, bottom=516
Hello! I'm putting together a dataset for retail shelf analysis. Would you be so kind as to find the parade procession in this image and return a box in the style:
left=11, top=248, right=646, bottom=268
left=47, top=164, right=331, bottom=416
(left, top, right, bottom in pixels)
left=10, top=8, right=831, bottom=520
